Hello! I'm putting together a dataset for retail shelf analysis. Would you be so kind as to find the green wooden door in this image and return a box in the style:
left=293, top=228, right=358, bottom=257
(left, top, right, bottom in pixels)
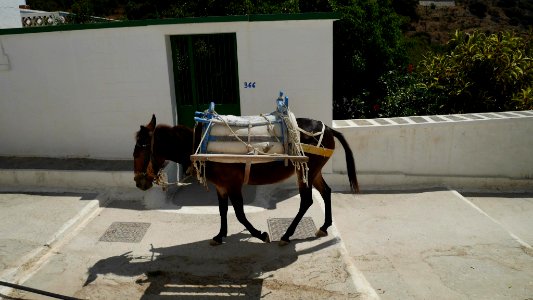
left=171, top=33, right=241, bottom=128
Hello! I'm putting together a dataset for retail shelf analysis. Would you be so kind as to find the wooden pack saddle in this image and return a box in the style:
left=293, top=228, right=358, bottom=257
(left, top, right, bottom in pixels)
left=191, top=94, right=308, bottom=165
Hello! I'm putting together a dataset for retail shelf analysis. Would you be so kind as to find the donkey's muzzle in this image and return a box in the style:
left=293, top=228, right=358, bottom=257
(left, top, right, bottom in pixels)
left=134, top=173, right=153, bottom=191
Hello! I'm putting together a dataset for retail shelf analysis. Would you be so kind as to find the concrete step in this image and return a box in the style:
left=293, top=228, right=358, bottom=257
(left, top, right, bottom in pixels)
left=0, top=156, right=134, bottom=189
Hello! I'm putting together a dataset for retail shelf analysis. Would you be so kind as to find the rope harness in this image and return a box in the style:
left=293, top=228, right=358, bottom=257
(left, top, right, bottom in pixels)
left=139, top=127, right=193, bottom=191
left=192, top=108, right=311, bottom=186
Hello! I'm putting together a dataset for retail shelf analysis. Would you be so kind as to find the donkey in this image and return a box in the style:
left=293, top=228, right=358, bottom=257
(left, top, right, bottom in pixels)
left=134, top=114, right=358, bottom=246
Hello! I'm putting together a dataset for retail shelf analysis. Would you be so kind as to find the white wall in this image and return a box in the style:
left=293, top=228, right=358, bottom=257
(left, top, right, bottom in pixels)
left=0, top=18, right=334, bottom=159
left=0, top=0, right=24, bottom=29
left=153, top=19, right=334, bottom=123
left=235, top=20, right=333, bottom=120
left=330, top=112, right=533, bottom=190
left=0, top=27, right=174, bottom=159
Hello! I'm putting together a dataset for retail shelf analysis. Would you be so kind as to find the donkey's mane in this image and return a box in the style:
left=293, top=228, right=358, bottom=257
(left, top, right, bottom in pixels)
left=135, top=123, right=190, bottom=141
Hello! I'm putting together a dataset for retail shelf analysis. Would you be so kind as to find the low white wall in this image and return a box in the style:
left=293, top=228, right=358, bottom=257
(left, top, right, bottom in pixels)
left=0, top=17, right=333, bottom=159
left=330, top=111, right=533, bottom=190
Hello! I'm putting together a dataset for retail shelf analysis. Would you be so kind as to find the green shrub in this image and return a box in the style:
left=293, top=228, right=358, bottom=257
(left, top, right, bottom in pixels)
left=71, top=0, right=94, bottom=23
left=331, top=0, right=407, bottom=119
left=363, top=66, right=453, bottom=117
left=513, top=87, right=533, bottom=109
left=416, top=30, right=533, bottom=113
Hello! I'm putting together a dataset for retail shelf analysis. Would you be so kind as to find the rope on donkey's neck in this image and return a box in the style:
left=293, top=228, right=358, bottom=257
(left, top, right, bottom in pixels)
left=154, top=166, right=194, bottom=191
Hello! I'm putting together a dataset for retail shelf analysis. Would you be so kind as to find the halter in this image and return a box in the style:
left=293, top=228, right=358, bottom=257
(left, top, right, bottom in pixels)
left=135, top=127, right=192, bottom=190
left=134, top=128, right=156, bottom=179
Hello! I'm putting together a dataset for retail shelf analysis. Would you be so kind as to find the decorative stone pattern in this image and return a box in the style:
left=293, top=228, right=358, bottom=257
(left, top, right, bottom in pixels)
left=21, top=12, right=65, bottom=27
left=99, top=222, right=151, bottom=243
left=333, top=110, right=533, bottom=128
left=267, top=217, right=317, bottom=242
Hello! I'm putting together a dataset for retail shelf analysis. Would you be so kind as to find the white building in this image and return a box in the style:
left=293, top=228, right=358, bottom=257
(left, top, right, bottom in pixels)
left=0, top=13, right=337, bottom=159
left=0, top=0, right=26, bottom=29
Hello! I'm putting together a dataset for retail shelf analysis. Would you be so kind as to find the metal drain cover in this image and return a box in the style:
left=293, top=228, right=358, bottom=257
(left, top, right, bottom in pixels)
left=267, top=217, right=317, bottom=242
left=99, top=222, right=151, bottom=243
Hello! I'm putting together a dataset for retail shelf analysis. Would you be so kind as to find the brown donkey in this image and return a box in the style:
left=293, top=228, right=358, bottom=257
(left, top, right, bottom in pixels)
left=133, top=114, right=358, bottom=246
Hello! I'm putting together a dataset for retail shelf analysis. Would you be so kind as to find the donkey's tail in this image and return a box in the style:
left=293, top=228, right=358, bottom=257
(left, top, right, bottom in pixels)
left=332, top=129, right=359, bottom=193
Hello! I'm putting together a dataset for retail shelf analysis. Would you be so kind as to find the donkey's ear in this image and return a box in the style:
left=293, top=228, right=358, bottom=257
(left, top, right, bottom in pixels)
left=147, top=114, right=156, bottom=130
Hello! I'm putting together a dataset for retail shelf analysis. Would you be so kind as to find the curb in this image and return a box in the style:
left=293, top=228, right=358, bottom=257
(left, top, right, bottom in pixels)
left=0, top=194, right=106, bottom=296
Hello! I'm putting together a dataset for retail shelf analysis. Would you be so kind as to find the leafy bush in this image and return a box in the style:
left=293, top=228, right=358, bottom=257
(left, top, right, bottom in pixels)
left=334, top=67, right=447, bottom=119
left=373, top=69, right=443, bottom=117
left=513, top=87, right=533, bottom=109
left=372, top=30, right=533, bottom=117
left=71, top=0, right=94, bottom=23
left=415, top=30, right=533, bottom=113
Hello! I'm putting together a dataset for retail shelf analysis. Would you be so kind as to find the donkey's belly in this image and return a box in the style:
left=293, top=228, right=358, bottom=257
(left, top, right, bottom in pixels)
left=248, top=162, right=295, bottom=185
left=206, top=161, right=295, bottom=186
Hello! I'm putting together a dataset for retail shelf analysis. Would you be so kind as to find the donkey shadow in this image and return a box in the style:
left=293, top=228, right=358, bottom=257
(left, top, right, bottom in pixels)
left=83, top=233, right=338, bottom=299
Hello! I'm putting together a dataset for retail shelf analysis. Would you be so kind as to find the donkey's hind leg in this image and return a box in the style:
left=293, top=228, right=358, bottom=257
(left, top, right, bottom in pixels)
left=211, top=186, right=229, bottom=246
left=314, top=175, right=332, bottom=237
left=229, top=188, right=270, bottom=243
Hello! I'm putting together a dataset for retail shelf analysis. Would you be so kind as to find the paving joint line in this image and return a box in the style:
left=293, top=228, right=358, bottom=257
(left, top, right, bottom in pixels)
left=0, top=192, right=109, bottom=297
left=450, top=189, right=532, bottom=250
left=313, top=189, right=380, bottom=300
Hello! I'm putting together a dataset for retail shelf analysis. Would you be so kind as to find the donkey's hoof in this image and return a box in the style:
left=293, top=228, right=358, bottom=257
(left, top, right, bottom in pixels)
left=209, top=237, right=223, bottom=246
left=260, top=232, right=270, bottom=243
left=278, top=239, right=290, bottom=247
left=316, top=229, right=328, bottom=237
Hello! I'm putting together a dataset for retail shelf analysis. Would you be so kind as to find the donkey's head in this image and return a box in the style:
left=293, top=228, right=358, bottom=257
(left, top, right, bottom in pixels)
left=133, top=114, right=157, bottom=190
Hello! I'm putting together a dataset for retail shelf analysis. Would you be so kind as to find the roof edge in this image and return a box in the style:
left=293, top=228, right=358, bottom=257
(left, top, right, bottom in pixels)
left=0, top=12, right=339, bottom=36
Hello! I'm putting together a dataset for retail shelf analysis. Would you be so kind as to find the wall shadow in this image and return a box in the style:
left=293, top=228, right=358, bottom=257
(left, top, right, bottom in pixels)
left=0, top=191, right=98, bottom=201
left=83, top=233, right=338, bottom=299
left=169, top=182, right=259, bottom=207
left=329, top=186, right=451, bottom=196
left=107, top=182, right=304, bottom=212
left=459, top=191, right=533, bottom=198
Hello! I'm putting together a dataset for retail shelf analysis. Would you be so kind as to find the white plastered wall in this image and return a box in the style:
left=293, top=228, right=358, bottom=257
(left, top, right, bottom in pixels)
left=0, top=0, right=24, bottom=29
left=0, top=19, right=334, bottom=159
left=0, top=27, right=173, bottom=159
left=330, top=113, right=533, bottom=190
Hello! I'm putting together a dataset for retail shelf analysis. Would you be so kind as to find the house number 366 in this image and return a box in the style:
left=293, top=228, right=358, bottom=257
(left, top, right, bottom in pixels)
left=244, top=82, right=256, bottom=88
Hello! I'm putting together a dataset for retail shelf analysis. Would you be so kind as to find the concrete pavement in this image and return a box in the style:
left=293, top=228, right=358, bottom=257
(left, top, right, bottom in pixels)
left=0, top=182, right=532, bottom=299
left=1, top=183, right=362, bottom=299
left=331, top=189, right=533, bottom=299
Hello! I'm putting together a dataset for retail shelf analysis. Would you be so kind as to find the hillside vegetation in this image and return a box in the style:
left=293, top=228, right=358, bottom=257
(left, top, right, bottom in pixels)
left=407, top=0, right=532, bottom=44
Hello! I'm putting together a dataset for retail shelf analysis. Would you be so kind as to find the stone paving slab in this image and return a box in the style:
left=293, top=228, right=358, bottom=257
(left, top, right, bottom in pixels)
left=0, top=192, right=102, bottom=288
left=463, top=192, right=533, bottom=246
left=331, top=189, right=533, bottom=300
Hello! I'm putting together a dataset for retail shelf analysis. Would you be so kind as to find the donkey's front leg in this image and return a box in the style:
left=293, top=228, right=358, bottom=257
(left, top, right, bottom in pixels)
left=210, top=187, right=229, bottom=246
left=229, top=189, right=270, bottom=243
